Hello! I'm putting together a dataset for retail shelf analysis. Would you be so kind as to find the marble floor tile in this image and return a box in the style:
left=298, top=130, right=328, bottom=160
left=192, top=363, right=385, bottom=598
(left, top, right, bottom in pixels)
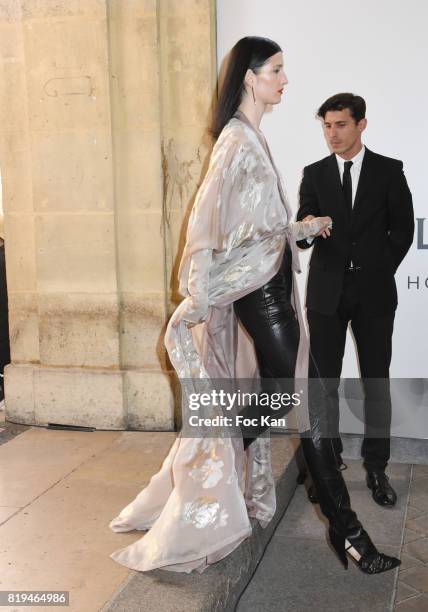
left=400, top=565, right=428, bottom=594
left=412, top=466, right=428, bottom=481
left=406, top=515, right=428, bottom=537
left=404, top=539, right=428, bottom=564
left=395, top=594, right=428, bottom=611
left=395, top=581, right=419, bottom=604
left=404, top=529, right=421, bottom=545
left=409, top=478, right=428, bottom=511
left=407, top=506, right=426, bottom=520
left=399, top=553, right=425, bottom=572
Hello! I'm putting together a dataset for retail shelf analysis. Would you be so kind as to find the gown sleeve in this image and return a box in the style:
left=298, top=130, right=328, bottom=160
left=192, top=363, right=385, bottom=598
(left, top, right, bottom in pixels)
left=179, top=248, right=213, bottom=324
left=177, top=128, right=243, bottom=324
left=289, top=216, right=333, bottom=241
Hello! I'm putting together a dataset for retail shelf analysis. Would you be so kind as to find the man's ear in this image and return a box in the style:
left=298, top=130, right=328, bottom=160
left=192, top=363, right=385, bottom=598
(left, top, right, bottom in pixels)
left=358, top=118, right=368, bottom=133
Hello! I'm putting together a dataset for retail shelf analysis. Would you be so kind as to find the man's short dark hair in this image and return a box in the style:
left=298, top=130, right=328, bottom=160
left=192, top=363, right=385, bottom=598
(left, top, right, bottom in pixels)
left=317, top=93, right=366, bottom=123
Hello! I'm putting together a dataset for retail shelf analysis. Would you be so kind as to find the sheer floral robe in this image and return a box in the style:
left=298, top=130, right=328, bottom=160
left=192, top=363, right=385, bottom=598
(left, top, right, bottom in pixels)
left=109, top=111, right=326, bottom=573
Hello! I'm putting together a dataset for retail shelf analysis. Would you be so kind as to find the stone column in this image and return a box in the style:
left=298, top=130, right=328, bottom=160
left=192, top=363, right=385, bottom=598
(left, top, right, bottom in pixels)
left=0, top=0, right=217, bottom=430
left=158, top=0, right=217, bottom=308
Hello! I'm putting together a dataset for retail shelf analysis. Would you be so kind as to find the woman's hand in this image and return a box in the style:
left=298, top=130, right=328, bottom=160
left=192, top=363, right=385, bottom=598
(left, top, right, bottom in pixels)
left=171, top=297, right=208, bottom=328
left=303, top=215, right=333, bottom=239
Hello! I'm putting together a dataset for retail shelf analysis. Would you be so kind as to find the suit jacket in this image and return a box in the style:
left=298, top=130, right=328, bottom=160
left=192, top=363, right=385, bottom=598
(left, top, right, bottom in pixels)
left=296, top=147, right=414, bottom=315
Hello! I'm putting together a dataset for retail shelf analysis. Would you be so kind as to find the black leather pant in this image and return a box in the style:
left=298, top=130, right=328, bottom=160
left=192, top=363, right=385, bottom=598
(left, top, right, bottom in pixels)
left=233, top=242, right=299, bottom=441
left=234, top=242, right=298, bottom=379
left=234, top=241, right=363, bottom=543
left=233, top=240, right=339, bottom=446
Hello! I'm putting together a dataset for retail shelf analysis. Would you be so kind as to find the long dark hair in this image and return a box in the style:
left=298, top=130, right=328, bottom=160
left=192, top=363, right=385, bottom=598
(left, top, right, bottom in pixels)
left=211, top=36, right=282, bottom=139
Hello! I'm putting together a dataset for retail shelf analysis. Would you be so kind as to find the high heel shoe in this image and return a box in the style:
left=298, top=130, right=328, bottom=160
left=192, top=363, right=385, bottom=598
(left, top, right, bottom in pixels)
left=329, top=525, right=401, bottom=574
left=300, top=436, right=401, bottom=575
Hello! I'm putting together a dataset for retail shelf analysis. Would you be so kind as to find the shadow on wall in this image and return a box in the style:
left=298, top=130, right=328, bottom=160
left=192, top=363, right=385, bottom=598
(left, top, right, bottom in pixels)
left=156, top=42, right=226, bottom=425
left=0, top=205, right=11, bottom=405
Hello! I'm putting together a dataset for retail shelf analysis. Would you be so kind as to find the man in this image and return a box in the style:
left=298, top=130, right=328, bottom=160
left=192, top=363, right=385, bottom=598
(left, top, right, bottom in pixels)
left=297, top=93, right=414, bottom=506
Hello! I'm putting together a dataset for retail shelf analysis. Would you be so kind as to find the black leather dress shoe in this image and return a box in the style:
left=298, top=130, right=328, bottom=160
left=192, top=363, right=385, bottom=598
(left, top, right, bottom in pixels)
left=366, top=470, right=397, bottom=507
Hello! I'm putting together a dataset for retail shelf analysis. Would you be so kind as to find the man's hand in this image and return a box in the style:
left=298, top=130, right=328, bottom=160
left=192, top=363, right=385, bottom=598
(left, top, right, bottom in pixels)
left=303, top=214, right=331, bottom=239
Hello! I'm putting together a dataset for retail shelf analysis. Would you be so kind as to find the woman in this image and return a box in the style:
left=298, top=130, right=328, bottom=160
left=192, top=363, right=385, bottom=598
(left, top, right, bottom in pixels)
left=110, top=37, right=399, bottom=575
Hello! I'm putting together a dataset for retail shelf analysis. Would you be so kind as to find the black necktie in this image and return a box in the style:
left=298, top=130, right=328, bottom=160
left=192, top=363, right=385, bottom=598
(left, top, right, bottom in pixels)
left=342, top=160, right=353, bottom=214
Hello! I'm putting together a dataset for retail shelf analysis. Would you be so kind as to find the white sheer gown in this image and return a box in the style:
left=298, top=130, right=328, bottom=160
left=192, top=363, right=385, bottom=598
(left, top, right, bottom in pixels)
left=109, top=111, right=330, bottom=573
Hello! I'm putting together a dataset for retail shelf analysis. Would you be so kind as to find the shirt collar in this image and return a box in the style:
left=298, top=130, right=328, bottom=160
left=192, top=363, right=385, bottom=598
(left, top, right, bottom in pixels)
left=335, top=144, right=366, bottom=169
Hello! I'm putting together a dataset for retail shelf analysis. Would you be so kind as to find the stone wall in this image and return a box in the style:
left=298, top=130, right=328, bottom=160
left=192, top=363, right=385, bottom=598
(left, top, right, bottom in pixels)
left=0, top=0, right=217, bottom=429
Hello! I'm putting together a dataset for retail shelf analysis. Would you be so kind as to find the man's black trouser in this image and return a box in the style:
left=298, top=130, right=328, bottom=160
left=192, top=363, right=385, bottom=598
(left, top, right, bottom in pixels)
left=307, top=270, right=394, bottom=472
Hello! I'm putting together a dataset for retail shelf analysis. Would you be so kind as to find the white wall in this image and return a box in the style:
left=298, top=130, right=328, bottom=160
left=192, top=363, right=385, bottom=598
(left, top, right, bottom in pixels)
left=217, top=0, right=428, bottom=436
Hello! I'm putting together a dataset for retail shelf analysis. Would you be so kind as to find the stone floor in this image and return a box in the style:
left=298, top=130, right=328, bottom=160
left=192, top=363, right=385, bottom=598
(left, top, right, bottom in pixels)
left=0, top=411, right=426, bottom=612
left=236, top=460, right=428, bottom=611
left=0, top=410, right=28, bottom=445
left=395, top=464, right=428, bottom=610
left=0, top=415, right=176, bottom=611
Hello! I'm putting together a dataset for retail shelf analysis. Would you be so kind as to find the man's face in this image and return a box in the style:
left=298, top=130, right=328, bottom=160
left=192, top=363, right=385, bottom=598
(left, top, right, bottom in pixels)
left=322, top=108, right=366, bottom=157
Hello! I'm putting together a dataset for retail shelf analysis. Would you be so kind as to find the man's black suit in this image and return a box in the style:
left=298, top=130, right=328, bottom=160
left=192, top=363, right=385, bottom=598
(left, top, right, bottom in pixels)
left=297, top=147, right=414, bottom=470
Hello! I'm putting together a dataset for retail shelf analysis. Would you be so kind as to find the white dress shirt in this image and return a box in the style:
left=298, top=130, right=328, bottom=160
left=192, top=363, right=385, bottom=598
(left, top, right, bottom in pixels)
left=305, top=144, right=366, bottom=247
left=335, top=144, right=366, bottom=207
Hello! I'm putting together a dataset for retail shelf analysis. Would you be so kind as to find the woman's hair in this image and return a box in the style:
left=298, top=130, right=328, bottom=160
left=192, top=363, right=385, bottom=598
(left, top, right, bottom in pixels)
left=211, top=36, right=282, bottom=139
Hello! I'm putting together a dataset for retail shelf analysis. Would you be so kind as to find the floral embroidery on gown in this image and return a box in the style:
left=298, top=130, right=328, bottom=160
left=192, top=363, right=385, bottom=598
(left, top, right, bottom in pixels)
left=109, top=113, right=324, bottom=573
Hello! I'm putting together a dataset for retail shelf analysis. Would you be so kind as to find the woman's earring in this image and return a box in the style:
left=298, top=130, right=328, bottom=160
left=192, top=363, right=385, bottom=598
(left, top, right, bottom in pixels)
left=251, top=85, right=256, bottom=104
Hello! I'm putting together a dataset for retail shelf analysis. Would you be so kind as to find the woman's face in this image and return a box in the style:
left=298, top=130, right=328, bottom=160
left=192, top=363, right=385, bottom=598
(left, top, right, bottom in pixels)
left=253, top=51, right=288, bottom=105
